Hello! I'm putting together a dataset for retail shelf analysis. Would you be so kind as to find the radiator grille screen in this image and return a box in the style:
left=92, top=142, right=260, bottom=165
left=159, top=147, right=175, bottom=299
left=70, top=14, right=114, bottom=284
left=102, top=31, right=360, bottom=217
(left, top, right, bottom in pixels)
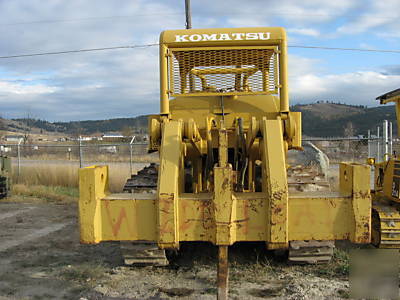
left=169, top=47, right=278, bottom=96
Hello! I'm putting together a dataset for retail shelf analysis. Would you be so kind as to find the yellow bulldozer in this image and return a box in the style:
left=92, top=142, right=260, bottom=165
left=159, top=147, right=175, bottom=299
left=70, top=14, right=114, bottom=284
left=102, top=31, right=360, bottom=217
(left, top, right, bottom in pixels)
left=79, top=27, right=374, bottom=298
left=372, top=88, right=400, bottom=248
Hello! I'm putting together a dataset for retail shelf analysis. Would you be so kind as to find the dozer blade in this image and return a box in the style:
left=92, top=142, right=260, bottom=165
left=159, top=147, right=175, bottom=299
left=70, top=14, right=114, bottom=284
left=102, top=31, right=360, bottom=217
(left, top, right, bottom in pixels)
left=288, top=240, right=334, bottom=264
left=120, top=242, right=168, bottom=267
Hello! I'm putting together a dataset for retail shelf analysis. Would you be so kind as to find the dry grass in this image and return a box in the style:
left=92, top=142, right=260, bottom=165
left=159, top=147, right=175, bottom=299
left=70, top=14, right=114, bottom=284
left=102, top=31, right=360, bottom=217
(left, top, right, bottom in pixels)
left=84, top=153, right=158, bottom=163
left=12, top=161, right=147, bottom=192
left=13, top=164, right=78, bottom=188
left=19, top=152, right=158, bottom=163
left=11, top=184, right=78, bottom=203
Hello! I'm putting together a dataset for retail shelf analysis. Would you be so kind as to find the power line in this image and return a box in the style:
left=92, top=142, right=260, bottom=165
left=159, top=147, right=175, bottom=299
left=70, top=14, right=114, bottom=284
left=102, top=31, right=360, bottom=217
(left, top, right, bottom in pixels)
left=0, top=44, right=158, bottom=59
left=1, top=43, right=400, bottom=59
left=0, top=13, right=183, bottom=26
left=289, top=45, right=400, bottom=53
left=1, top=11, right=398, bottom=27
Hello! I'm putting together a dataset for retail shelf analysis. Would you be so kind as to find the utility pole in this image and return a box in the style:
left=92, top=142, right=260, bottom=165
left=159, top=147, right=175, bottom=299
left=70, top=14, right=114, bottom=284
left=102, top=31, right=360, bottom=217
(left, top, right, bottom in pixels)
left=185, top=0, right=192, bottom=29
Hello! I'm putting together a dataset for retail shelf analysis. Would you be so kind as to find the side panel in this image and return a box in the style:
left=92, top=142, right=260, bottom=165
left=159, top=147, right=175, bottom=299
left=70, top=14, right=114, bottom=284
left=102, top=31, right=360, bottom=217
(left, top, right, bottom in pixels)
left=157, top=121, right=182, bottom=248
left=340, top=163, right=371, bottom=243
left=288, top=196, right=351, bottom=240
left=101, top=198, right=157, bottom=241
left=261, top=117, right=289, bottom=249
left=79, top=165, right=108, bottom=243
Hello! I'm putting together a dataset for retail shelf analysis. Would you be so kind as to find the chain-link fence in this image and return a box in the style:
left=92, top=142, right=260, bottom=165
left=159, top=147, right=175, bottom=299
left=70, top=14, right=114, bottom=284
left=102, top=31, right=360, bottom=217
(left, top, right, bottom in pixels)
left=1, top=135, right=397, bottom=191
left=0, top=142, right=156, bottom=191
left=307, top=139, right=370, bottom=163
left=1, top=142, right=151, bottom=164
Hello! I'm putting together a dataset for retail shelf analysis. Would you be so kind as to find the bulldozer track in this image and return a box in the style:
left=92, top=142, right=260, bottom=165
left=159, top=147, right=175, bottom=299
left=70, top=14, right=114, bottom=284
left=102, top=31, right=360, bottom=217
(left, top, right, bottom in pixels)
left=123, top=163, right=158, bottom=193
left=288, top=240, right=334, bottom=264
left=120, top=241, right=168, bottom=266
left=0, top=175, right=9, bottom=199
left=372, top=203, right=400, bottom=248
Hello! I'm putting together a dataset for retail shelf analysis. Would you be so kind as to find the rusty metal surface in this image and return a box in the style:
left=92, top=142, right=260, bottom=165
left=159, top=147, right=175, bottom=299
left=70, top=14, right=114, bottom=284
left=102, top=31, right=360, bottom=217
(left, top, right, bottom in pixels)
left=217, top=246, right=229, bottom=300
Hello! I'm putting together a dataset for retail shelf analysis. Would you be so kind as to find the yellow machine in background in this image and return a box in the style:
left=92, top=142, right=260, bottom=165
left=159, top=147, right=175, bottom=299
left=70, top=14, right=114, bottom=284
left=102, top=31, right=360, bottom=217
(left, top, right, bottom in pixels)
left=79, top=27, right=372, bottom=298
left=0, top=156, right=11, bottom=199
left=372, top=88, right=400, bottom=248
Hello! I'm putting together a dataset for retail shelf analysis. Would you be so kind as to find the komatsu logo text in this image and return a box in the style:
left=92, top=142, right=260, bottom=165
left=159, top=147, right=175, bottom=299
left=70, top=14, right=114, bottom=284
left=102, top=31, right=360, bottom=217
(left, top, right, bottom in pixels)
left=175, top=32, right=271, bottom=42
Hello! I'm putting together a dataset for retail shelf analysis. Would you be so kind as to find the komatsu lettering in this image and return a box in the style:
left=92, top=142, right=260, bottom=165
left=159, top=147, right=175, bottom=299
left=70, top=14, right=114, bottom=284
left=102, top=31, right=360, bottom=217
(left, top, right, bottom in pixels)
left=175, top=32, right=271, bottom=42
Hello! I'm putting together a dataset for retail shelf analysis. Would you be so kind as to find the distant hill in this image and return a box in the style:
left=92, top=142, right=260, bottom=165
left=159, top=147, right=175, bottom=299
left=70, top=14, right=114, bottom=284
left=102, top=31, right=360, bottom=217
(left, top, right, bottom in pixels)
left=4, top=102, right=398, bottom=138
left=293, top=102, right=365, bottom=120
left=11, top=116, right=148, bottom=135
left=291, top=102, right=397, bottom=137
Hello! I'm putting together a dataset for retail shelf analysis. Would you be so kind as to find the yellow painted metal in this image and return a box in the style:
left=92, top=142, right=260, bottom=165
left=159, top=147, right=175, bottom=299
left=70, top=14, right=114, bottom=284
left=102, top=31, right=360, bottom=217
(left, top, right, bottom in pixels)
left=278, top=35, right=289, bottom=112
left=159, top=27, right=288, bottom=113
left=260, top=117, right=289, bottom=249
left=160, top=27, right=286, bottom=47
left=157, top=121, right=183, bottom=248
left=374, top=159, right=400, bottom=204
left=214, top=166, right=235, bottom=245
left=339, top=163, right=371, bottom=243
left=286, top=112, right=302, bottom=150
left=79, top=165, right=108, bottom=244
left=159, top=43, right=169, bottom=115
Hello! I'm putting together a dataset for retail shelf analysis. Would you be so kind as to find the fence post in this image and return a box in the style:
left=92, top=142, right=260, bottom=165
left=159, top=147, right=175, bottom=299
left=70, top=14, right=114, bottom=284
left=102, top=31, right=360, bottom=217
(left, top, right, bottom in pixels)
left=377, top=126, right=380, bottom=163
left=79, top=136, right=83, bottom=168
left=367, top=130, right=371, bottom=158
left=17, top=138, right=23, bottom=178
left=129, top=136, right=135, bottom=175
left=383, top=120, right=389, bottom=161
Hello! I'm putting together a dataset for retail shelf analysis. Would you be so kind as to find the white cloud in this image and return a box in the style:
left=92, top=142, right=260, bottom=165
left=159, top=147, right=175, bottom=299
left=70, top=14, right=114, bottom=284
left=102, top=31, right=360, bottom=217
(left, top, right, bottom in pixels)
left=337, top=0, right=400, bottom=35
left=0, top=0, right=397, bottom=120
left=0, top=80, right=58, bottom=95
left=288, top=54, right=322, bottom=76
left=290, top=71, right=400, bottom=105
left=288, top=28, right=319, bottom=37
left=272, top=0, right=356, bottom=23
left=226, top=16, right=270, bottom=28
left=200, top=0, right=358, bottom=24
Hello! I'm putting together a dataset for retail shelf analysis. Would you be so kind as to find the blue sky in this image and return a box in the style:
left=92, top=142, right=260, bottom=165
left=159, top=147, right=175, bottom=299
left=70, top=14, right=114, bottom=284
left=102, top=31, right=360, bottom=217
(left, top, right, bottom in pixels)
left=0, top=0, right=399, bottom=121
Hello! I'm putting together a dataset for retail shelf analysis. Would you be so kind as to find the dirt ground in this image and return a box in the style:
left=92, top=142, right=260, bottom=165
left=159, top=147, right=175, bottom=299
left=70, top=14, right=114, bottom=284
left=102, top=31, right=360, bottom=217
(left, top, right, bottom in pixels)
left=0, top=197, right=350, bottom=300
